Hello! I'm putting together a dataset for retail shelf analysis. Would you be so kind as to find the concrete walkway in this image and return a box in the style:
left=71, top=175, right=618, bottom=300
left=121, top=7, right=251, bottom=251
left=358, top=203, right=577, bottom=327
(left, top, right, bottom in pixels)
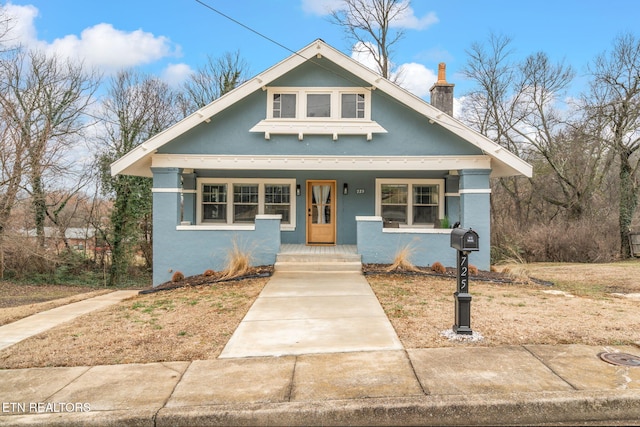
left=0, top=290, right=139, bottom=351
left=220, top=271, right=403, bottom=358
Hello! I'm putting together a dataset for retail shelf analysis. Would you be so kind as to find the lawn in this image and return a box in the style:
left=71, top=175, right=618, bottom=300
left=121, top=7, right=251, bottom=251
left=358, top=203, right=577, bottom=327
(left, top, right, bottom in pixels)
left=0, top=261, right=638, bottom=368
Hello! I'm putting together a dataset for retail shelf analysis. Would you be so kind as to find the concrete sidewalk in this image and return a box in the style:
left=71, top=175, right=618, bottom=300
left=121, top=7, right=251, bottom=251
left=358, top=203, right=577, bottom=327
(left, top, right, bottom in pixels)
left=220, top=271, right=403, bottom=358
left=0, top=290, right=139, bottom=351
left=1, top=345, right=639, bottom=425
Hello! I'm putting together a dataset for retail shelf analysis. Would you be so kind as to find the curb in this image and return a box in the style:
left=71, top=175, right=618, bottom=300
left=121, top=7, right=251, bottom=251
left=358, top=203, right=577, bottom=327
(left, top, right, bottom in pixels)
left=3, top=387, right=640, bottom=426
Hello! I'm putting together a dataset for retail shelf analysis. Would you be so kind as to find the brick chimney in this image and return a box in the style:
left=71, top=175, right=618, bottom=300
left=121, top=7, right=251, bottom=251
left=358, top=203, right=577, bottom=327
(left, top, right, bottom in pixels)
left=430, top=63, right=454, bottom=117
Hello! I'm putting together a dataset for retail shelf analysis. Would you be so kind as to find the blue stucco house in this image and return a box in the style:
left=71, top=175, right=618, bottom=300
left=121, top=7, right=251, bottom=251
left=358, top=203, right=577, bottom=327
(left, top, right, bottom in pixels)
left=111, top=40, right=532, bottom=286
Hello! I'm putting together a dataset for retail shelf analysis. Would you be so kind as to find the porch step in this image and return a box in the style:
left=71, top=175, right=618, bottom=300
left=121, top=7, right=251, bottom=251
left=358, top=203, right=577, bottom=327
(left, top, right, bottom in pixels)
left=274, top=252, right=362, bottom=272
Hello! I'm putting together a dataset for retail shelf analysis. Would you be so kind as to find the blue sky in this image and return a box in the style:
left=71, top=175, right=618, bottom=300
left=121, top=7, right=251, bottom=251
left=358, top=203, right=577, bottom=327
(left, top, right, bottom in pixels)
left=3, top=0, right=639, bottom=100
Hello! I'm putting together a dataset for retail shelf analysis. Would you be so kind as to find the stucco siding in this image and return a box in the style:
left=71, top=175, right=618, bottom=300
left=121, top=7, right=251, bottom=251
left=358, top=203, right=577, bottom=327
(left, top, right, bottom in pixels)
left=357, top=217, right=456, bottom=267
left=157, top=61, right=481, bottom=159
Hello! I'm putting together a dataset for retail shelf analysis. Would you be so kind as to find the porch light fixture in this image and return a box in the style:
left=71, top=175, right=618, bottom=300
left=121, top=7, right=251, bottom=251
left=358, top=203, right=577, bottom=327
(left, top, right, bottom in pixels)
left=296, top=184, right=301, bottom=196
left=343, top=183, right=348, bottom=195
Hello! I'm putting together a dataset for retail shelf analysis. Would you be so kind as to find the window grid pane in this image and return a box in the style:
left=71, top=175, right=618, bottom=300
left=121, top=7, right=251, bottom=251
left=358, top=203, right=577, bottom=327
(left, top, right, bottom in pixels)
left=273, top=93, right=296, bottom=118
left=413, top=185, right=439, bottom=225
left=413, top=185, right=438, bottom=205
left=307, top=94, right=331, bottom=117
left=381, top=184, right=408, bottom=224
left=265, top=184, right=291, bottom=224
left=381, top=184, right=408, bottom=204
left=233, top=184, right=259, bottom=223
left=341, top=93, right=365, bottom=118
left=202, top=184, right=227, bottom=222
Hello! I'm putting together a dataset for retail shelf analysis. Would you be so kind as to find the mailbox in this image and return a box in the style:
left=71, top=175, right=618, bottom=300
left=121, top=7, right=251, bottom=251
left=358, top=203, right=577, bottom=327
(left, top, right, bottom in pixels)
left=450, top=228, right=479, bottom=252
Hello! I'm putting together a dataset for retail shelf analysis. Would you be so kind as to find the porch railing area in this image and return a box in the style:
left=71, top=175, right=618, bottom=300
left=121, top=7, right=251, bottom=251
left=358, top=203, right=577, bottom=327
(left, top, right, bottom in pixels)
left=356, top=216, right=455, bottom=268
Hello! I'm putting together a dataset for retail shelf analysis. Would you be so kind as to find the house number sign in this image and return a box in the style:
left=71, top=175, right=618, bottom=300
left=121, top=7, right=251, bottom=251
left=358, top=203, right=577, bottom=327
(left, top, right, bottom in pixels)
left=449, top=227, right=479, bottom=335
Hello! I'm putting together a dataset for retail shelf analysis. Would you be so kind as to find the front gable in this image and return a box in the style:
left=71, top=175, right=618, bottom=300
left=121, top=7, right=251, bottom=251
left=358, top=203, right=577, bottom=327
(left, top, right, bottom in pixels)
left=157, top=57, right=482, bottom=161
left=111, top=39, right=531, bottom=178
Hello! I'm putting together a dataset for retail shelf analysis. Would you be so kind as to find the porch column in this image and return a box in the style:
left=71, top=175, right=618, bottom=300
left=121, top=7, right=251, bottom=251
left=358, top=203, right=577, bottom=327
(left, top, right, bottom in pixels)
left=458, top=169, right=490, bottom=270
left=151, top=167, right=182, bottom=286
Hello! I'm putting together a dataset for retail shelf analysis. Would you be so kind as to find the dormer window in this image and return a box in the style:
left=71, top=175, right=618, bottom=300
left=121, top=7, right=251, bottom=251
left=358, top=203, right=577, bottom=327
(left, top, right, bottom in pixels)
left=252, top=87, right=387, bottom=140
left=267, top=88, right=370, bottom=120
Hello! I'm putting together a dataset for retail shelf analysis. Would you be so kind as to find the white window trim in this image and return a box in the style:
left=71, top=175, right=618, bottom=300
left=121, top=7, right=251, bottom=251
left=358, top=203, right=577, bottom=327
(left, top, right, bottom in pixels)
left=252, top=88, right=385, bottom=140
left=266, top=87, right=372, bottom=120
left=375, top=178, right=445, bottom=228
left=196, top=178, right=296, bottom=231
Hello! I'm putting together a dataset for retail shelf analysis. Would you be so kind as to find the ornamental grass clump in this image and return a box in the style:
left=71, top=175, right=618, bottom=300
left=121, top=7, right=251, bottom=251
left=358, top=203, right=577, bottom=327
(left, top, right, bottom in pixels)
left=171, top=271, right=185, bottom=282
left=386, top=245, right=419, bottom=272
left=221, top=239, right=253, bottom=279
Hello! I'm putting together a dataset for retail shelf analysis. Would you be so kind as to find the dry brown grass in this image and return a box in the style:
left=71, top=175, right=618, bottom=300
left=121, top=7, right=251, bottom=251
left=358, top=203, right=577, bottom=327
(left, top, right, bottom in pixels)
left=367, top=273, right=640, bottom=349
left=0, top=278, right=267, bottom=369
left=0, top=283, right=112, bottom=326
left=0, top=261, right=639, bottom=369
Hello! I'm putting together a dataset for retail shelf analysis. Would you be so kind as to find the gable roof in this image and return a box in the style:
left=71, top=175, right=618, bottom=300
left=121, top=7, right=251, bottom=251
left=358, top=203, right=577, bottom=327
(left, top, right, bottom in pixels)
left=111, top=39, right=532, bottom=178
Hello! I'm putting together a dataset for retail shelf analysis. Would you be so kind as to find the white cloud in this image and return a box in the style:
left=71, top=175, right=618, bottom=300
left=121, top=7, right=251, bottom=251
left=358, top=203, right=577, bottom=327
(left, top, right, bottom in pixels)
left=47, top=24, right=178, bottom=72
left=3, top=3, right=40, bottom=48
left=351, top=43, right=438, bottom=100
left=351, top=41, right=380, bottom=72
left=394, top=62, right=437, bottom=98
left=301, top=0, right=342, bottom=15
left=162, top=63, right=193, bottom=87
left=302, top=0, right=438, bottom=30
left=392, top=6, right=438, bottom=30
left=4, top=4, right=179, bottom=74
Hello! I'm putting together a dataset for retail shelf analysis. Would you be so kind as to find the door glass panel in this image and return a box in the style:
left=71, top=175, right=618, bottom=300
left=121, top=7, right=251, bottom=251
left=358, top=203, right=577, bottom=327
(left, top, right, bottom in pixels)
left=311, top=184, right=331, bottom=224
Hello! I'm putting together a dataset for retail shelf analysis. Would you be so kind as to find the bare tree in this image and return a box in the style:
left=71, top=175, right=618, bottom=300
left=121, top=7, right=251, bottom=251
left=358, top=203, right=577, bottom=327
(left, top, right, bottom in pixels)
left=584, top=32, right=640, bottom=258
left=461, top=33, right=620, bottom=261
left=98, top=70, right=180, bottom=286
left=330, top=0, right=409, bottom=79
left=0, top=50, right=99, bottom=248
left=180, top=50, right=250, bottom=113
left=461, top=34, right=532, bottom=225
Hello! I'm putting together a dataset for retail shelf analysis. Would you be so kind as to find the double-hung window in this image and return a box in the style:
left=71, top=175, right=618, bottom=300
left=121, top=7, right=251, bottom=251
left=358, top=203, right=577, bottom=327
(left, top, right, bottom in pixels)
left=198, top=179, right=295, bottom=229
left=376, top=179, right=444, bottom=227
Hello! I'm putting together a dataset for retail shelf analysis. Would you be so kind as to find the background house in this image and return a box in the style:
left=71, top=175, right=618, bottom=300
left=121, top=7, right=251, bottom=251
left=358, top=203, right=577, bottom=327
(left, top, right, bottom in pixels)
left=112, top=40, right=531, bottom=286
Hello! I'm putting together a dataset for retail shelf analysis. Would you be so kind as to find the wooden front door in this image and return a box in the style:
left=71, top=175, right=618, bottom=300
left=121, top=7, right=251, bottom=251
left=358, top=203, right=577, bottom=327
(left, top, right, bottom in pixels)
left=306, top=180, right=336, bottom=245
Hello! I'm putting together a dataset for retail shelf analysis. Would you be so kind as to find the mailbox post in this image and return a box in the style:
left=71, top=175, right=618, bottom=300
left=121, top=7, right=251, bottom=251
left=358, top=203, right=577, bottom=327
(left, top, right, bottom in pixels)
left=450, top=228, right=479, bottom=335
